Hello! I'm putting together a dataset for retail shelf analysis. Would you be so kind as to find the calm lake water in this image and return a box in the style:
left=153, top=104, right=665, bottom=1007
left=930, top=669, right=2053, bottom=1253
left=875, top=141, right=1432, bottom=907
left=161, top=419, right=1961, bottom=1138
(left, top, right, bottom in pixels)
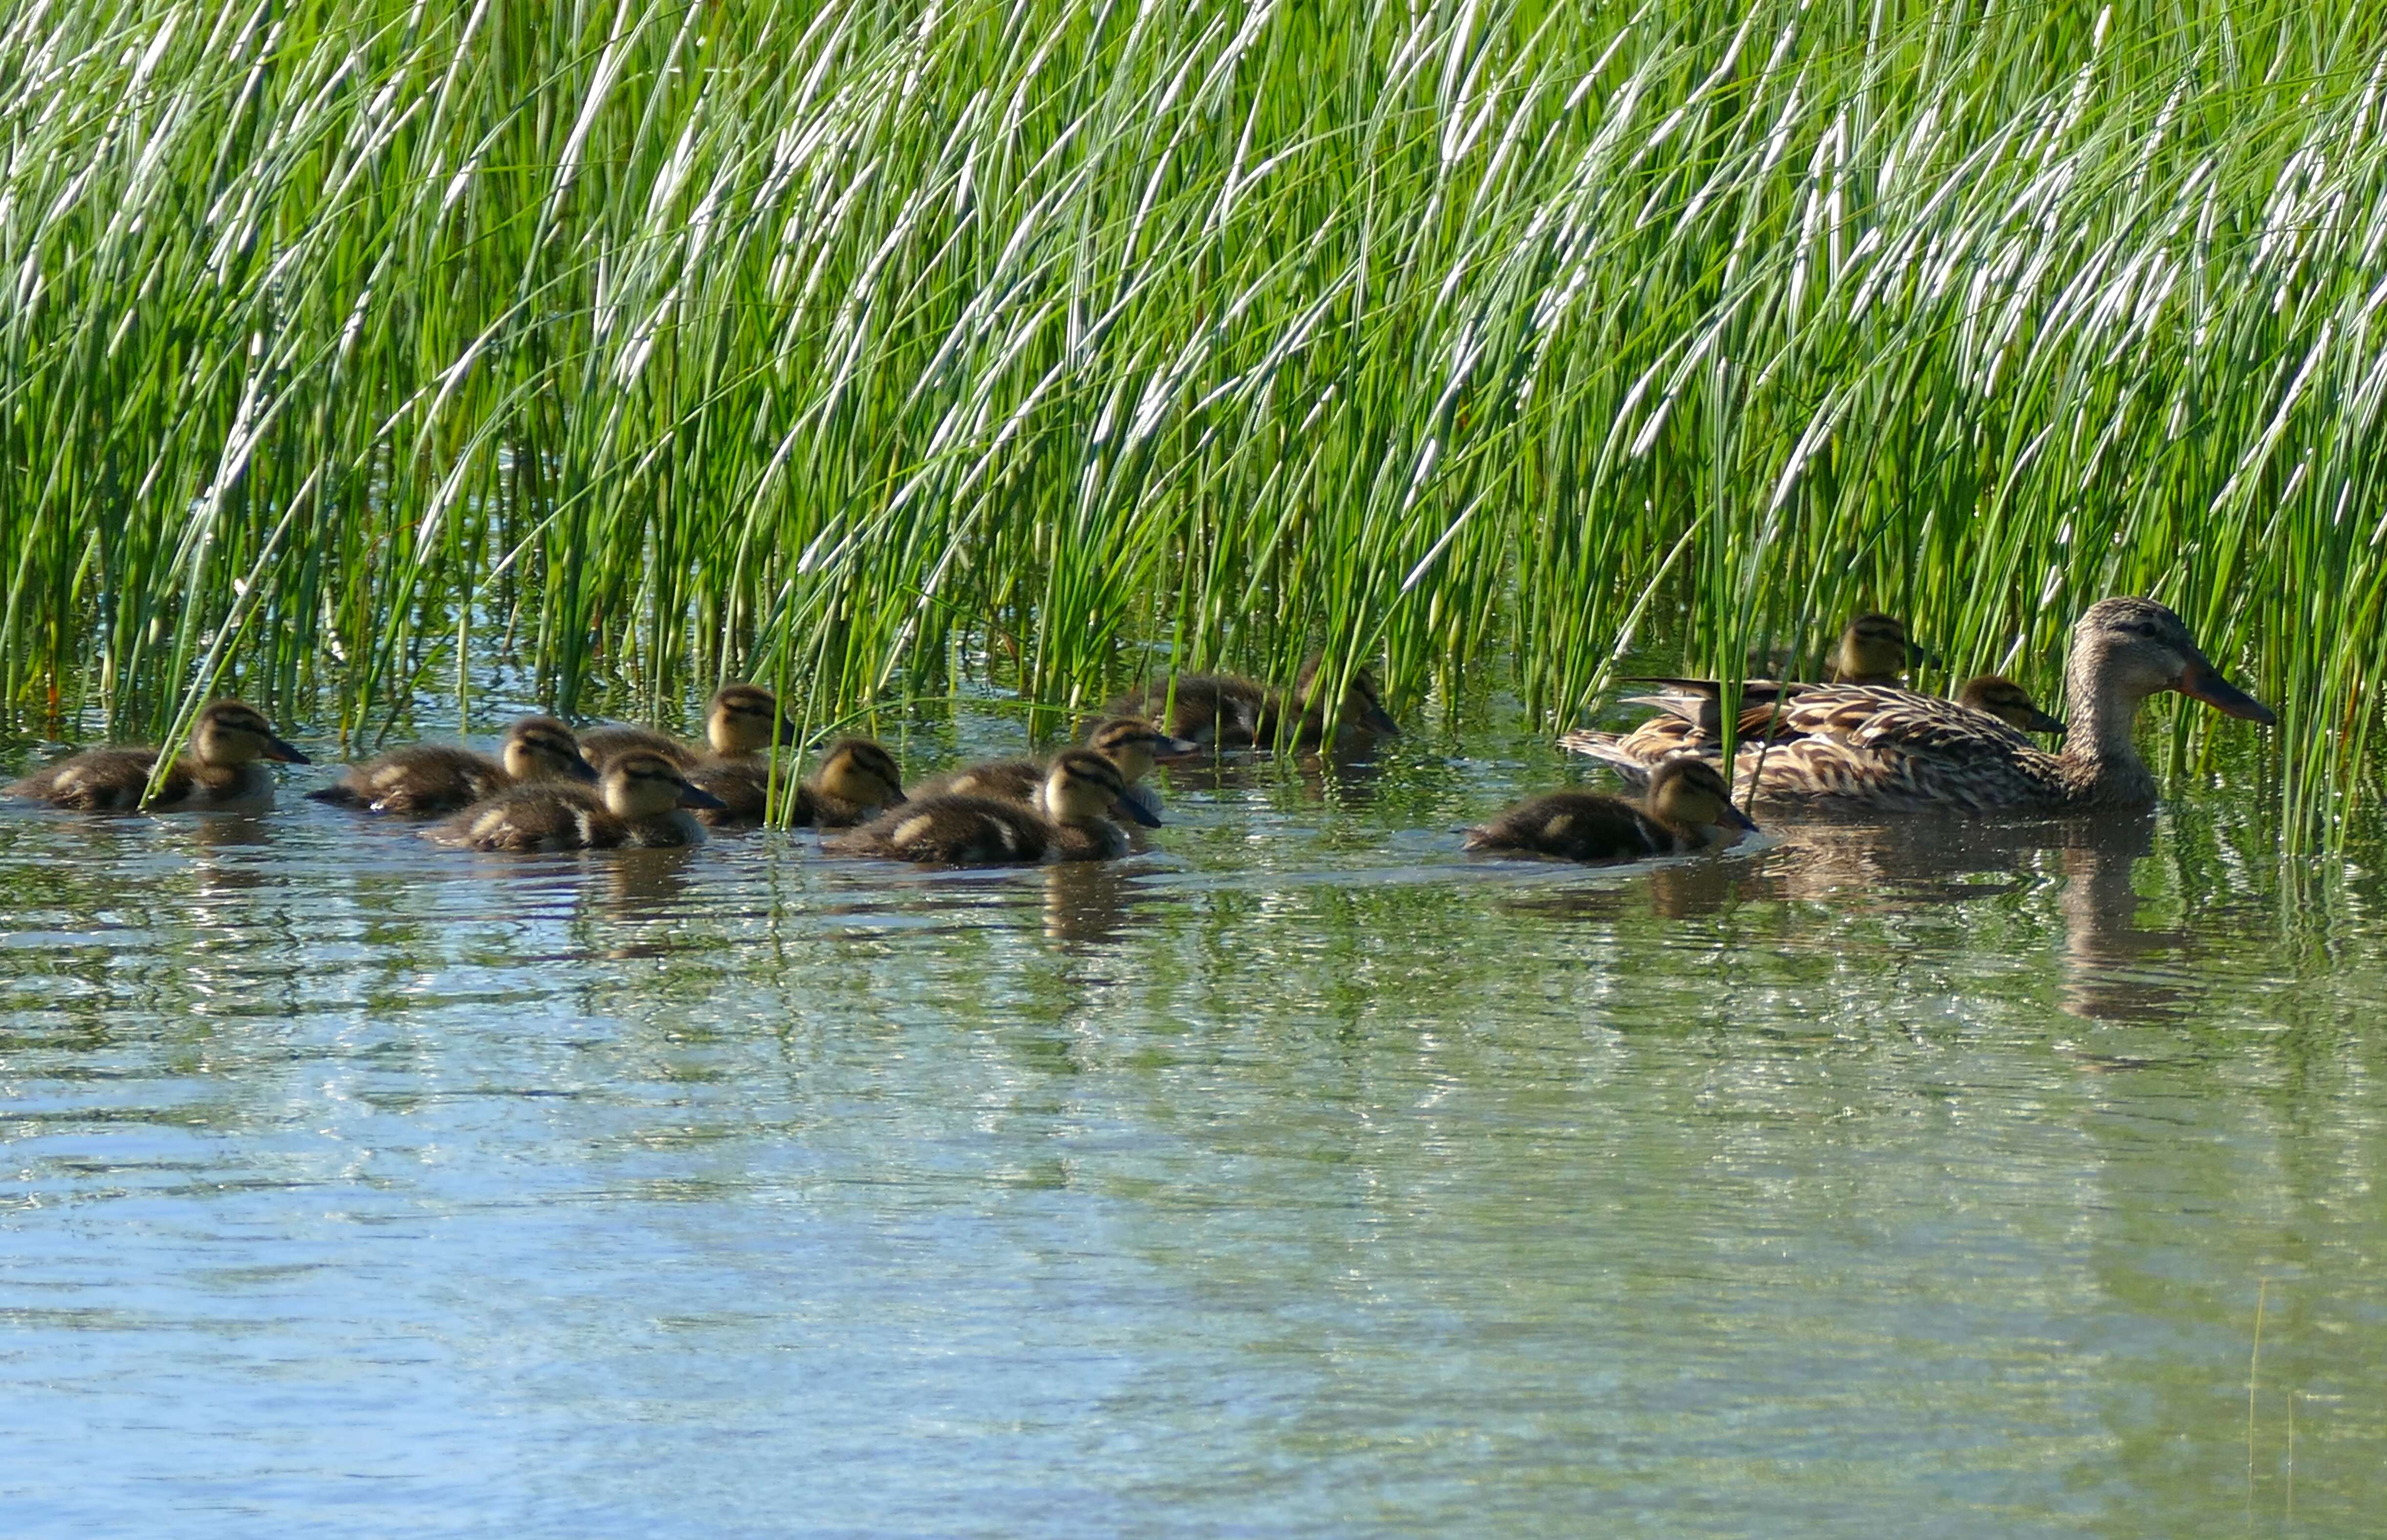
left=3, top=704, right=2381, bottom=1537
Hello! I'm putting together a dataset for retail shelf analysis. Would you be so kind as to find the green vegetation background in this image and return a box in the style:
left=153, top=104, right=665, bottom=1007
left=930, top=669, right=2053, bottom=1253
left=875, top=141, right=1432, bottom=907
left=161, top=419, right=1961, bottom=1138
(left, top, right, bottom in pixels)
left=3, top=0, right=2378, bottom=833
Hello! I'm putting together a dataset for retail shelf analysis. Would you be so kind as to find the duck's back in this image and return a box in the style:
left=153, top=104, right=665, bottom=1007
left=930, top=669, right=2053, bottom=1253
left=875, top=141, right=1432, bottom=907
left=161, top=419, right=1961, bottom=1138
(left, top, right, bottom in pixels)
left=429, top=784, right=623, bottom=851
left=1465, top=791, right=1680, bottom=862
left=911, top=757, right=1042, bottom=804
left=309, top=744, right=507, bottom=814
left=828, top=795, right=1050, bottom=865
left=581, top=726, right=695, bottom=770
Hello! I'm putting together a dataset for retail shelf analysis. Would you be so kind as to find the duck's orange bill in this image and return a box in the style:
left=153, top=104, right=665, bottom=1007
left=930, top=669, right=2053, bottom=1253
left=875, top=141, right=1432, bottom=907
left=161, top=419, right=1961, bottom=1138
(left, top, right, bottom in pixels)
left=2178, top=661, right=2277, bottom=725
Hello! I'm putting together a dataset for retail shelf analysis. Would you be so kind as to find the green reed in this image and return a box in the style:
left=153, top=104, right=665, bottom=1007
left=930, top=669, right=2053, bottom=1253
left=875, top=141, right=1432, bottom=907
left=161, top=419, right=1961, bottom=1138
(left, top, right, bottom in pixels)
left=3, top=0, right=2384, bottom=841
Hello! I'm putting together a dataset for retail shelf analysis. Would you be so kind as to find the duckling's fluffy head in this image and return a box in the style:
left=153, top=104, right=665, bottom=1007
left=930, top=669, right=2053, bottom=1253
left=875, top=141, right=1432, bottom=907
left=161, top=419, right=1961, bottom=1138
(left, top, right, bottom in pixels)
left=193, top=701, right=309, bottom=766
left=2070, top=597, right=2275, bottom=723
left=706, top=684, right=800, bottom=757
left=1830, top=613, right=1929, bottom=681
left=1084, top=717, right=1198, bottom=781
left=1043, top=749, right=1130, bottom=825
left=1292, top=655, right=1401, bottom=737
left=815, top=738, right=905, bottom=807
left=502, top=715, right=598, bottom=781
left=601, top=750, right=724, bottom=819
left=1647, top=757, right=1757, bottom=837
left=1957, top=675, right=2066, bottom=736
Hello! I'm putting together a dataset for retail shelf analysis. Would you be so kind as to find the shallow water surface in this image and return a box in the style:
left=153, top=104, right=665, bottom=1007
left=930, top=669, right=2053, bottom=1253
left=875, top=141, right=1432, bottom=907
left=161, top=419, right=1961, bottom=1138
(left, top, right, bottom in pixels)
left=3, top=720, right=2383, bottom=1537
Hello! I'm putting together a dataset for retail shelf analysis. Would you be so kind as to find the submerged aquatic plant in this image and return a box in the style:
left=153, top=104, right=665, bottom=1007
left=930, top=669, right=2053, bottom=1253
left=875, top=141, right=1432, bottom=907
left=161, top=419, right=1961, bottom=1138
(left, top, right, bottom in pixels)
left=1, top=0, right=2381, bottom=840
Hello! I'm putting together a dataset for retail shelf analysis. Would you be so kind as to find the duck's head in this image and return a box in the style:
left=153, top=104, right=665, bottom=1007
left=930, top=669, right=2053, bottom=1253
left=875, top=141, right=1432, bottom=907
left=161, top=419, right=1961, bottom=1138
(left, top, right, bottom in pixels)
left=1044, top=749, right=1139, bottom=827
left=1957, top=674, right=2066, bottom=736
left=601, top=750, right=725, bottom=819
left=192, top=700, right=309, bottom=766
left=815, top=737, right=905, bottom=809
left=2071, top=598, right=2275, bottom=723
left=1829, top=613, right=1932, bottom=682
left=706, top=684, right=800, bottom=757
left=502, top=715, right=598, bottom=782
left=1294, top=655, right=1402, bottom=738
left=1084, top=716, right=1200, bottom=782
left=1646, top=756, right=1758, bottom=841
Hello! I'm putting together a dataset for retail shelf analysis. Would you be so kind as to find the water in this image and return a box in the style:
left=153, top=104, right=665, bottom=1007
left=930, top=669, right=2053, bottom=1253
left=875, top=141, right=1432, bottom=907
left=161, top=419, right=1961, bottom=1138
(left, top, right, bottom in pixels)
left=4, top=713, right=2383, bottom=1537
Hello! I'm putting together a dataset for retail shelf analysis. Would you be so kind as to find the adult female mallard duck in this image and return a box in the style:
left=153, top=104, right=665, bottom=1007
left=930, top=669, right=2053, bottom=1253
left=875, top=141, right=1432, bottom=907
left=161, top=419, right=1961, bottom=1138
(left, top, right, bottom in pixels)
left=1560, top=597, right=2272, bottom=811
left=1465, top=757, right=1758, bottom=863
left=309, top=715, right=595, bottom=814
left=426, top=749, right=724, bottom=851
left=1611, top=670, right=2065, bottom=761
left=6, top=700, right=309, bottom=810
left=828, top=749, right=1136, bottom=865
left=1111, top=655, right=1400, bottom=751
left=911, top=716, right=1194, bottom=825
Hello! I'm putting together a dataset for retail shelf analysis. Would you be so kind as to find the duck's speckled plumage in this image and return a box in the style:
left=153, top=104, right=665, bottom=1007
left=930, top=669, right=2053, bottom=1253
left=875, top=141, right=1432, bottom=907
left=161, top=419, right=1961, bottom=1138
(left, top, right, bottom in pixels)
left=1562, top=598, right=2272, bottom=812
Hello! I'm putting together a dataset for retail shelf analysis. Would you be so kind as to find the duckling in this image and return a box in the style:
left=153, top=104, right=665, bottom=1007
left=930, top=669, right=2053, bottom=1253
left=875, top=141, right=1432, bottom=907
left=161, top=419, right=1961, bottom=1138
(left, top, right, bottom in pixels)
left=911, top=717, right=1194, bottom=825
left=5, top=700, right=309, bottom=810
left=1824, top=612, right=1932, bottom=685
left=426, top=749, right=725, bottom=851
left=580, top=682, right=799, bottom=771
left=308, top=715, right=596, bottom=814
left=1112, top=654, right=1401, bottom=750
left=1956, top=674, right=2066, bottom=736
left=829, top=749, right=1135, bottom=865
left=1464, top=757, right=1758, bottom=864
left=785, top=737, right=907, bottom=827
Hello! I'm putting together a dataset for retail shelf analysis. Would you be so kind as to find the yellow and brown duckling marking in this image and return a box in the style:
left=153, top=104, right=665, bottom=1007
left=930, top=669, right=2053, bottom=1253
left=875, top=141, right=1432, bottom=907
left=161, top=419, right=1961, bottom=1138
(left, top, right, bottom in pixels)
left=1954, top=674, right=2066, bottom=736
left=783, top=737, right=906, bottom=828
left=426, top=749, right=725, bottom=851
left=1562, top=597, right=2272, bottom=812
left=581, top=683, right=799, bottom=770
left=6, top=700, right=309, bottom=811
left=829, top=749, right=1135, bottom=865
left=911, top=716, right=1194, bottom=826
left=1825, top=612, right=1933, bottom=685
left=309, top=715, right=595, bottom=815
left=1465, top=758, right=1758, bottom=863
left=1111, top=654, right=1400, bottom=751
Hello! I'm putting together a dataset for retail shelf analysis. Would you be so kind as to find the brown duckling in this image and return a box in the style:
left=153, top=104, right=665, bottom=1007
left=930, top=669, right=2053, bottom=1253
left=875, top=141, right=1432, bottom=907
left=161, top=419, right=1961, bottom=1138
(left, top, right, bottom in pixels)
left=308, top=715, right=595, bottom=814
left=828, top=749, right=1135, bottom=865
left=782, top=737, right=906, bottom=828
left=6, top=700, right=309, bottom=810
left=425, top=749, right=725, bottom=851
left=1112, top=654, right=1401, bottom=750
left=1464, top=757, right=1757, bottom=864
left=580, top=682, right=800, bottom=771
left=1956, top=674, right=2066, bottom=736
left=1824, top=612, right=1932, bottom=684
left=911, top=717, right=1194, bottom=826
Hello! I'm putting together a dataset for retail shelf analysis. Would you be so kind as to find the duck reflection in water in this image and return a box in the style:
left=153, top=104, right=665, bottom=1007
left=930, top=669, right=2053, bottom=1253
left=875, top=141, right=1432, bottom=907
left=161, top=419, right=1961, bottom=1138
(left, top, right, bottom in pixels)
left=1041, top=861, right=1142, bottom=945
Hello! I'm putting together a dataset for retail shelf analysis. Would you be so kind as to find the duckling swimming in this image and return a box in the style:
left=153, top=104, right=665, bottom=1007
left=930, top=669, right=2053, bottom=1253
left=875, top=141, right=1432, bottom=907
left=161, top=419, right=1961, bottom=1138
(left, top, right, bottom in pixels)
left=1955, top=674, right=2066, bottom=735
left=308, top=715, right=595, bottom=814
left=911, top=717, right=1193, bottom=825
left=425, top=749, right=725, bottom=850
left=1112, top=654, right=1400, bottom=750
left=1464, top=758, right=1757, bottom=864
left=580, top=682, right=798, bottom=770
left=787, top=737, right=907, bottom=827
left=828, top=749, right=1135, bottom=865
left=1823, top=613, right=1931, bottom=685
left=5, top=700, right=309, bottom=810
